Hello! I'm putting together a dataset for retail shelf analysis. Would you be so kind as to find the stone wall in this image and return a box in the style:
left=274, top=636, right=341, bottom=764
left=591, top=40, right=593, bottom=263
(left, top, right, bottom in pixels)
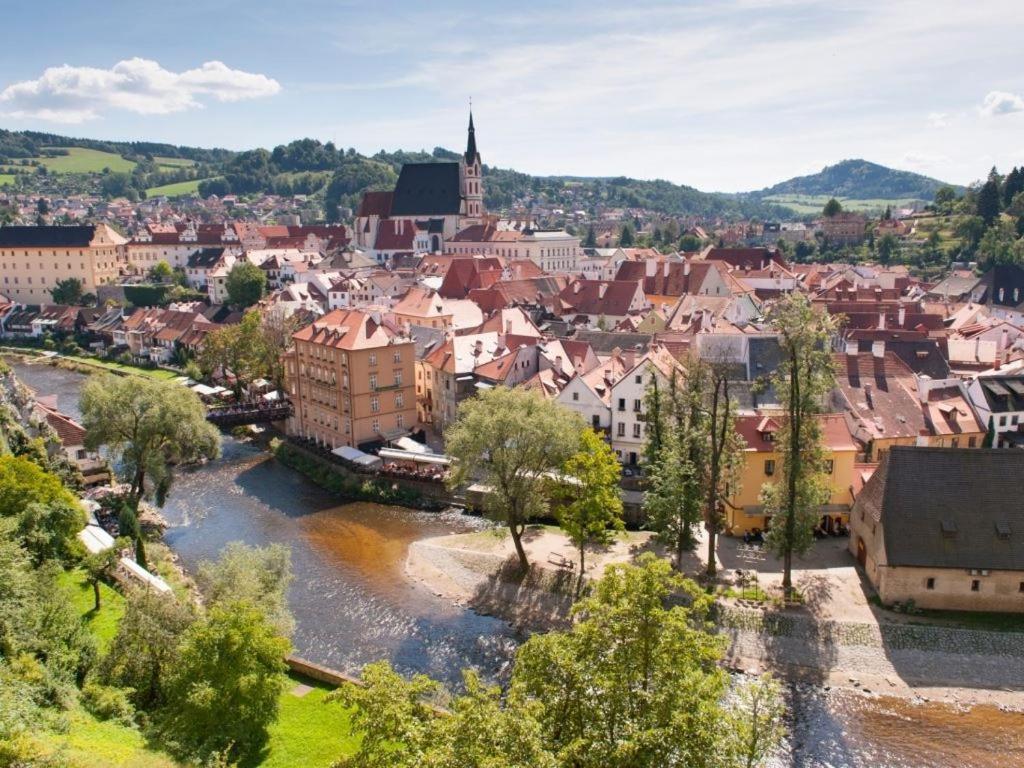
left=879, top=565, right=1024, bottom=613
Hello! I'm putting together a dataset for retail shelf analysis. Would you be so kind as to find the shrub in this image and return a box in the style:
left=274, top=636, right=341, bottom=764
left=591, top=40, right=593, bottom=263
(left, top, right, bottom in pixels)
left=81, top=680, right=136, bottom=726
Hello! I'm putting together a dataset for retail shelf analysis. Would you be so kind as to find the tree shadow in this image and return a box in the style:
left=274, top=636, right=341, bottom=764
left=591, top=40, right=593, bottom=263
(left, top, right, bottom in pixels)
left=467, top=555, right=576, bottom=632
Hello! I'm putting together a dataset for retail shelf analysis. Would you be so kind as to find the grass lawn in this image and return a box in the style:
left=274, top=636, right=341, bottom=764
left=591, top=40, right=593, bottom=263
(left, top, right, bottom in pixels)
left=261, top=673, right=360, bottom=768
left=36, top=147, right=136, bottom=174
left=57, top=567, right=127, bottom=651
left=58, top=354, right=180, bottom=380
left=153, top=156, right=197, bottom=168
left=40, top=707, right=179, bottom=768
left=0, top=173, right=15, bottom=186
left=146, top=178, right=206, bottom=198
left=764, top=193, right=924, bottom=216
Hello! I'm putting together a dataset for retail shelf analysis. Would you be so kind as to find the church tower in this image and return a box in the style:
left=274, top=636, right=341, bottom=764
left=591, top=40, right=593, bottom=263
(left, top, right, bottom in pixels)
left=461, top=110, right=484, bottom=225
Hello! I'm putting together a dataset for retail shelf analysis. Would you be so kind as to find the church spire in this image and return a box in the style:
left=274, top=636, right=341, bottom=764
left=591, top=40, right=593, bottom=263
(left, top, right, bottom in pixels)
left=465, top=109, right=479, bottom=165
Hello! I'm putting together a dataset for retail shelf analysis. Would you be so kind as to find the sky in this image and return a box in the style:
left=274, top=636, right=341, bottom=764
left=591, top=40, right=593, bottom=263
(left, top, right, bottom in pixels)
left=1, top=0, right=1023, bottom=192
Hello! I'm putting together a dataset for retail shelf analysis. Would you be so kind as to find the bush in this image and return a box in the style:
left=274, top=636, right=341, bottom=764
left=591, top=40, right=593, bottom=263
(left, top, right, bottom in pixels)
left=81, top=680, right=135, bottom=726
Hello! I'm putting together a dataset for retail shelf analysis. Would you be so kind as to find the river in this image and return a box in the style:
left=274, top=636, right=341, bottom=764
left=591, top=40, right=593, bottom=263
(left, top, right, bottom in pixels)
left=9, top=358, right=1024, bottom=768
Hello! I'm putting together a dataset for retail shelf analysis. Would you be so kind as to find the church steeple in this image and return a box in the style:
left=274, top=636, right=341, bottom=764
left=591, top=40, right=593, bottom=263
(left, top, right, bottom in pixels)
left=465, top=110, right=479, bottom=165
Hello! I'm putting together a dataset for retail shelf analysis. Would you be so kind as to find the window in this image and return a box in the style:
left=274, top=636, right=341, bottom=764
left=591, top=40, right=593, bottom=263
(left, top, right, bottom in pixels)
left=393, top=351, right=402, bottom=363
left=926, top=577, right=935, bottom=590
left=635, top=375, right=642, bottom=384
left=824, top=459, right=834, bottom=474
left=617, top=398, right=626, bottom=412
left=971, top=579, right=980, bottom=592
left=370, top=396, right=380, bottom=413
left=1019, top=581, right=1024, bottom=593
left=632, top=423, right=641, bottom=438
left=572, top=391, right=579, bottom=401
left=394, top=371, right=402, bottom=386
left=1000, top=416, right=1008, bottom=426
left=968, top=436, right=977, bottom=448
left=395, top=392, right=404, bottom=408
left=633, top=399, right=642, bottom=412
left=369, top=374, right=378, bottom=390
left=951, top=437, right=958, bottom=448
left=764, top=459, right=776, bottom=476
left=617, top=423, right=625, bottom=437
left=372, top=418, right=380, bottom=433
left=592, top=414, right=600, bottom=428
left=396, top=413, right=405, bottom=428
left=369, top=353, right=377, bottom=367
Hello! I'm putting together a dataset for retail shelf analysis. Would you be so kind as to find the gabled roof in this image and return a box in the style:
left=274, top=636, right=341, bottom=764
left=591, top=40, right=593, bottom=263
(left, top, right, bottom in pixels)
left=558, top=279, right=642, bottom=317
left=186, top=248, right=225, bottom=269
left=356, top=191, right=393, bottom=218
left=856, top=447, right=1024, bottom=570
left=292, top=308, right=407, bottom=350
left=390, top=163, right=461, bottom=217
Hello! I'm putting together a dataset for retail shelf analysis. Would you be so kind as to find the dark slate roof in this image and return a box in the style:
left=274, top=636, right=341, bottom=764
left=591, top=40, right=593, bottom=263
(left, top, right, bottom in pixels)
left=975, top=375, right=1024, bottom=413
left=748, top=336, right=783, bottom=381
left=856, top=338, right=951, bottom=379
left=548, top=327, right=653, bottom=354
left=858, top=447, right=1024, bottom=570
left=0, top=225, right=96, bottom=248
left=980, top=265, right=1024, bottom=309
left=186, top=248, right=225, bottom=269
left=390, top=163, right=462, bottom=217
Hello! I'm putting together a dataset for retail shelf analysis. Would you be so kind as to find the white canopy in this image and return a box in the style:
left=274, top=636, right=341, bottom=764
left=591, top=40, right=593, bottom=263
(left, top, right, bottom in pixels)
left=120, top=557, right=172, bottom=594
left=331, top=445, right=382, bottom=468
left=394, top=436, right=429, bottom=454
left=378, top=448, right=450, bottom=466
left=77, top=524, right=115, bottom=554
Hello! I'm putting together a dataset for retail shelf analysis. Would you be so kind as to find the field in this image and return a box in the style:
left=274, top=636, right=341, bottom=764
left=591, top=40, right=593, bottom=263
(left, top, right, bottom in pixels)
left=58, top=567, right=127, bottom=650
left=153, top=156, right=196, bottom=169
left=56, top=354, right=181, bottom=380
left=764, top=193, right=925, bottom=216
left=146, top=178, right=206, bottom=198
left=0, top=173, right=14, bottom=186
left=36, top=147, right=136, bottom=174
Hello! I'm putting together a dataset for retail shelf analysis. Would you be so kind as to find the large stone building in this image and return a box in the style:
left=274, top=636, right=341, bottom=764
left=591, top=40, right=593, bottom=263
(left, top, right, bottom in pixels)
left=283, top=309, right=416, bottom=449
left=0, top=224, right=126, bottom=304
left=850, top=447, right=1024, bottom=612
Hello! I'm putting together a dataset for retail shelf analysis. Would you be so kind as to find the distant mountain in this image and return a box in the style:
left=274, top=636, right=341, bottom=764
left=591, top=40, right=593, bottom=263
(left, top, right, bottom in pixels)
left=752, top=159, right=961, bottom=201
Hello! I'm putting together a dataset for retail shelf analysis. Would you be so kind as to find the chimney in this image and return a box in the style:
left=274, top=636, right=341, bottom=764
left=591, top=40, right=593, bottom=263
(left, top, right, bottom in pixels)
left=683, top=259, right=691, bottom=277
left=662, top=261, right=669, bottom=278
left=505, top=319, right=512, bottom=334
left=555, top=355, right=563, bottom=371
left=646, top=259, right=657, bottom=278
left=878, top=312, right=886, bottom=331
left=872, top=340, right=885, bottom=358
left=845, top=339, right=858, bottom=356
left=473, top=339, right=483, bottom=356
left=598, top=284, right=608, bottom=299
left=897, top=304, right=906, bottom=327
left=865, top=382, right=874, bottom=409
left=611, top=346, right=622, bottom=362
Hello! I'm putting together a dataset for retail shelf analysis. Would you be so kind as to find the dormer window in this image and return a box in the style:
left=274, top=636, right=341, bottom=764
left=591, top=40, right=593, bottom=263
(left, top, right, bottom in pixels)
left=996, top=521, right=1012, bottom=540
left=940, top=520, right=958, bottom=538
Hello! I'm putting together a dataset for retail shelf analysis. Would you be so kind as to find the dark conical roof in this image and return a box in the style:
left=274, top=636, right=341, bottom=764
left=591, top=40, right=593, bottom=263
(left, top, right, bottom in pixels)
left=465, top=111, right=479, bottom=165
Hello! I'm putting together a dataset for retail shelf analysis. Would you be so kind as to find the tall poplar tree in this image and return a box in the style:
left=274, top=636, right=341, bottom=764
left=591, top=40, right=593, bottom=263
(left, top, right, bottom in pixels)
left=760, top=293, right=838, bottom=597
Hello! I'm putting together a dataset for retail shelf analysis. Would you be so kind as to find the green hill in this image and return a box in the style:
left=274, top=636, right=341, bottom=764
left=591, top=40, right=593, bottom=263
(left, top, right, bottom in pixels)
left=753, top=159, right=960, bottom=201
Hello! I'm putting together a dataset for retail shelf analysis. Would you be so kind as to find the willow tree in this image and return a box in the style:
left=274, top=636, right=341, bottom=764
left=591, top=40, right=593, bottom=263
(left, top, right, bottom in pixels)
left=446, top=387, right=584, bottom=572
left=81, top=374, right=220, bottom=511
left=761, top=293, right=838, bottom=597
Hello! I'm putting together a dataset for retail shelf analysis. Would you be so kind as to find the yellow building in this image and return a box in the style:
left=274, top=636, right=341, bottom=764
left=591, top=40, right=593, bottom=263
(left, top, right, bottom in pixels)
left=725, top=412, right=864, bottom=535
left=0, top=224, right=126, bottom=304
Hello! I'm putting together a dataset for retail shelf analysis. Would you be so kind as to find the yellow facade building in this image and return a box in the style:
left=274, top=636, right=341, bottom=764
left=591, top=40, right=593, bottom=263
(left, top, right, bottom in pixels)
left=0, top=224, right=126, bottom=305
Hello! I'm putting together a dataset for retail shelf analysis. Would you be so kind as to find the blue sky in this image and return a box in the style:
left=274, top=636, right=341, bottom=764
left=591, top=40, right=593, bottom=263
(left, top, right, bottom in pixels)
left=2, top=0, right=1023, bottom=192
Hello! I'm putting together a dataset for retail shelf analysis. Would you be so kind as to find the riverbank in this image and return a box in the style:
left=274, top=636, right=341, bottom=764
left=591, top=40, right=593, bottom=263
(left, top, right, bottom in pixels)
left=405, top=526, right=1024, bottom=711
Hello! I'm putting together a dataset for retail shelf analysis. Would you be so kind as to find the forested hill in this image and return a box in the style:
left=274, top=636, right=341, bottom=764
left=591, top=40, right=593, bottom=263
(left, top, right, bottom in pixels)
left=752, top=159, right=961, bottom=200
left=1, top=128, right=949, bottom=220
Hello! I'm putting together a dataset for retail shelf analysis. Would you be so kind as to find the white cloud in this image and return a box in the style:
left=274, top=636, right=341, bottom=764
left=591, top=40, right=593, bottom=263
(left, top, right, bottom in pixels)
left=980, top=90, right=1024, bottom=118
left=927, top=112, right=949, bottom=128
left=0, top=58, right=280, bottom=123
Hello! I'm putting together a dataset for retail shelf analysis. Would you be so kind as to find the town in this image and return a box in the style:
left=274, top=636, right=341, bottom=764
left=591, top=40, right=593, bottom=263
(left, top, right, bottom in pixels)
left=3, top=0, right=1024, bottom=755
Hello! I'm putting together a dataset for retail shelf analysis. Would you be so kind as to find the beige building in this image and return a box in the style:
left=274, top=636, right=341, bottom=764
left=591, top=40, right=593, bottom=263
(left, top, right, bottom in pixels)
left=284, top=309, right=416, bottom=449
left=850, top=446, right=1024, bottom=612
left=0, top=224, right=126, bottom=304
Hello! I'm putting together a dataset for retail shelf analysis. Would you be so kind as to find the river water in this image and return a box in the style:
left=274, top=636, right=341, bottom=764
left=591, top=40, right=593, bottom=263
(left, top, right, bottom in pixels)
left=9, top=358, right=1024, bottom=768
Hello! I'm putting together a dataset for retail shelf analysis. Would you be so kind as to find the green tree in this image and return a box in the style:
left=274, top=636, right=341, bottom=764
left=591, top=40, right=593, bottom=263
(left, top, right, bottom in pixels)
left=198, top=309, right=279, bottom=395
left=976, top=219, right=1024, bottom=269
left=196, top=541, right=294, bottom=636
left=557, top=429, right=623, bottom=594
left=934, top=185, right=957, bottom=211
left=16, top=500, right=84, bottom=565
left=83, top=541, right=126, bottom=612
left=618, top=223, right=636, bottom=247
left=161, top=601, right=289, bottom=763
left=49, top=277, right=84, bottom=306
left=513, top=554, right=742, bottom=768
left=147, top=260, right=174, bottom=283
left=582, top=225, right=597, bottom=248
left=99, top=588, right=196, bottom=711
left=953, top=215, right=987, bottom=255
left=822, top=197, right=842, bottom=217
left=80, top=375, right=220, bottom=511
left=225, top=261, right=267, bottom=309
left=876, top=233, right=899, bottom=265
left=446, top=387, right=583, bottom=572
left=761, top=293, right=838, bottom=596
left=976, top=173, right=1002, bottom=225
left=679, top=233, right=703, bottom=252
left=725, top=675, right=787, bottom=768
left=0, top=456, right=80, bottom=563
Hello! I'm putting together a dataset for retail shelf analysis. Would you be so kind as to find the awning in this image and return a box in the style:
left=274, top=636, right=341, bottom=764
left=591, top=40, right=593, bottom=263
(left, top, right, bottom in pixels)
left=120, top=557, right=172, bottom=593
left=394, top=436, right=428, bottom=454
left=378, top=448, right=450, bottom=466
left=77, top=525, right=115, bottom=554
left=331, top=445, right=382, bottom=468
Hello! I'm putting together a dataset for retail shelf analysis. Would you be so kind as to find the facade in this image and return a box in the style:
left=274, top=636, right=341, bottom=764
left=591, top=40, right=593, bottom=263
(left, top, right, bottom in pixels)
left=817, top=212, right=867, bottom=246
left=850, top=447, right=1024, bottom=612
left=608, top=346, right=681, bottom=465
left=0, top=224, right=126, bottom=304
left=284, top=309, right=416, bottom=449
left=966, top=372, right=1024, bottom=447
left=725, top=413, right=862, bottom=535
